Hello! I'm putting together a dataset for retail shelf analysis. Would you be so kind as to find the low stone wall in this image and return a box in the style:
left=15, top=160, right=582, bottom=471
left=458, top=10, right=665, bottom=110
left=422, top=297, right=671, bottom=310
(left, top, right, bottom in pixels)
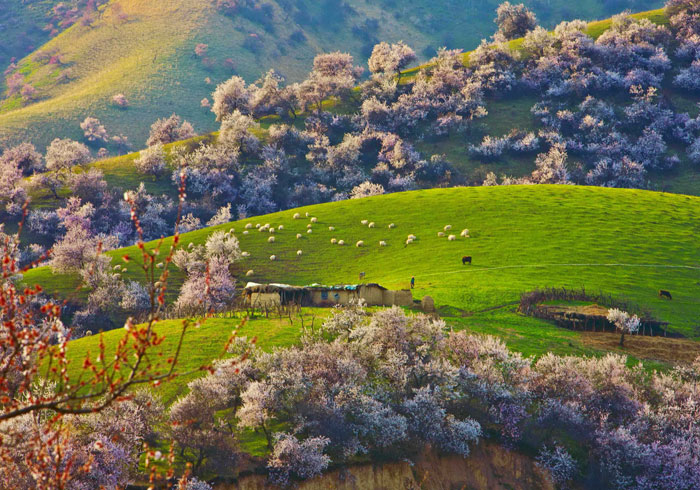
left=216, top=442, right=553, bottom=490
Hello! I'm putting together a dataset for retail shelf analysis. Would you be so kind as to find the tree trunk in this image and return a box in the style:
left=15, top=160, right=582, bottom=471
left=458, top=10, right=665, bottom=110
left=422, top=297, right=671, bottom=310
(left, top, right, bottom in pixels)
left=619, top=330, right=625, bottom=347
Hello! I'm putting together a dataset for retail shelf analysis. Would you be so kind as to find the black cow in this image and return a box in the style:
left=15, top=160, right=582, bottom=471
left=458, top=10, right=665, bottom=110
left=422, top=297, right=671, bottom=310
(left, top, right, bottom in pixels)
left=659, top=289, right=672, bottom=300
left=462, top=256, right=472, bottom=265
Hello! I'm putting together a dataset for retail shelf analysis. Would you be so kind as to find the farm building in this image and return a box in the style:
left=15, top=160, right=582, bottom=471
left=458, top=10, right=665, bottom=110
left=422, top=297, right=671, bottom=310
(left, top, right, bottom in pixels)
left=244, top=282, right=413, bottom=308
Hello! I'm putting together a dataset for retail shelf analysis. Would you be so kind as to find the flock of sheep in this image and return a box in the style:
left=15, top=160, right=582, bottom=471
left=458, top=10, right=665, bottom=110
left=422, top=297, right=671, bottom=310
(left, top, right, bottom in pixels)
left=234, top=210, right=471, bottom=278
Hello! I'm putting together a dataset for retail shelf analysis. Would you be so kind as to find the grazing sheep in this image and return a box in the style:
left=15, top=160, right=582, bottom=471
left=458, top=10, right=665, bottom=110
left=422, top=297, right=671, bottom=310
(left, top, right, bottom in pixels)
left=388, top=223, right=395, bottom=229
left=245, top=223, right=253, bottom=229
left=269, top=228, right=275, bottom=234
left=448, top=235, right=456, bottom=241
left=270, top=255, right=276, bottom=261
left=461, top=229, right=469, bottom=237
left=338, top=240, right=345, bottom=245
left=293, top=213, right=300, bottom=219
left=356, top=240, right=364, bottom=247
left=246, top=270, right=254, bottom=276
left=307, top=224, right=312, bottom=228
left=255, top=223, right=261, bottom=228
left=408, top=234, right=416, bottom=240
left=310, top=217, right=318, bottom=223
left=329, top=226, right=335, bottom=231
left=296, top=233, right=302, bottom=239
left=437, top=232, right=445, bottom=237
left=241, top=251, right=251, bottom=257
left=405, top=238, right=414, bottom=245
left=305, top=212, right=310, bottom=217
left=278, top=225, right=284, bottom=230
left=243, top=230, right=249, bottom=235
left=444, top=225, right=452, bottom=231
left=369, top=222, right=376, bottom=228
left=361, top=219, right=368, bottom=225
left=331, top=238, right=337, bottom=244
left=379, top=240, right=387, bottom=246
left=659, top=289, right=672, bottom=300
left=297, top=250, right=303, bottom=256
left=188, top=242, right=194, bottom=249
left=268, top=236, right=275, bottom=243
left=307, top=229, right=313, bottom=234
left=462, top=256, right=472, bottom=265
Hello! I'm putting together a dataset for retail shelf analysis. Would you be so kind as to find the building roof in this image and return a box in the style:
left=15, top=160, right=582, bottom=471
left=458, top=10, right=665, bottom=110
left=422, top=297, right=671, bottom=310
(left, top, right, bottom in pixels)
left=244, top=282, right=387, bottom=292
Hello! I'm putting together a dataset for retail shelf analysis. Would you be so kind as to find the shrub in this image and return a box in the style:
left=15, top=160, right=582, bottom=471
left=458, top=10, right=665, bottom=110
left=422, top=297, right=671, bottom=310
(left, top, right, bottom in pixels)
left=134, top=144, right=167, bottom=176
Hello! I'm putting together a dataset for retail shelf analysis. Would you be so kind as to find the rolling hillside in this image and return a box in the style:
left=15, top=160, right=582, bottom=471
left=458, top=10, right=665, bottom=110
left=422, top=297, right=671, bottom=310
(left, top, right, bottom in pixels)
left=25, top=185, right=700, bottom=337
left=0, top=0, right=664, bottom=151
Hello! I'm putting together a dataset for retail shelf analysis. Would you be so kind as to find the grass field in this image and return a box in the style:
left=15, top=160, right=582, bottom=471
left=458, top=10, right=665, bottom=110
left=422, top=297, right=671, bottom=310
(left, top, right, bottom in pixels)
left=27, top=185, right=700, bottom=337
left=60, top=311, right=321, bottom=406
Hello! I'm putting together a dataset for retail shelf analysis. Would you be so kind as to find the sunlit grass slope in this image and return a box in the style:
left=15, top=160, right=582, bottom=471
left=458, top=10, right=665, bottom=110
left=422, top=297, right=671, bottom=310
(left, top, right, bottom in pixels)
left=0, top=1, right=665, bottom=151
left=25, top=185, right=700, bottom=336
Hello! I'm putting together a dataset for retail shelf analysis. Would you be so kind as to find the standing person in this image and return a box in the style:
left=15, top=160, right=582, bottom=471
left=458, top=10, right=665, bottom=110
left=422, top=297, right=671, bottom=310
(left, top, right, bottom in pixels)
left=410, top=276, right=415, bottom=289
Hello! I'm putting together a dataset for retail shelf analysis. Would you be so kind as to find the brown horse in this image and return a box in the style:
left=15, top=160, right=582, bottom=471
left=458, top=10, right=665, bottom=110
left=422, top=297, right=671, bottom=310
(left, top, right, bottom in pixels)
left=462, top=256, right=472, bottom=265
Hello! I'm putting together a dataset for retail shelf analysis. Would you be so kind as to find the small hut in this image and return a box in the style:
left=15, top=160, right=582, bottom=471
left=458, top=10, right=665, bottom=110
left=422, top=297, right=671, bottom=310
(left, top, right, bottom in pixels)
left=243, top=282, right=413, bottom=308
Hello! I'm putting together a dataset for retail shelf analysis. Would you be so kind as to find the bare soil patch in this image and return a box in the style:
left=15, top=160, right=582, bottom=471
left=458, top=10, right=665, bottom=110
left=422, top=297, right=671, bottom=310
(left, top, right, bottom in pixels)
left=580, top=332, right=700, bottom=365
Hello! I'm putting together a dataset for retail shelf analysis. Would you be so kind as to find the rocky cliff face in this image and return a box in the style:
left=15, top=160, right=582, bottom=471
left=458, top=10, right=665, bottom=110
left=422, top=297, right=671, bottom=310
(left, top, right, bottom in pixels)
left=217, top=441, right=554, bottom=490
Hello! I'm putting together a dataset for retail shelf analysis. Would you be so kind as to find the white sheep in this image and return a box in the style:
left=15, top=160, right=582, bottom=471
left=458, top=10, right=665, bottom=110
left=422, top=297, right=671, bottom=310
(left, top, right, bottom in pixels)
left=246, top=270, right=254, bottom=276
left=460, top=229, right=469, bottom=237
left=270, top=255, right=276, bottom=261
left=269, top=228, right=275, bottom=233
left=296, top=233, right=302, bottom=239
left=245, top=223, right=253, bottom=229
left=388, top=223, right=395, bottom=229
left=241, top=251, right=251, bottom=257
left=268, top=236, right=275, bottom=243
left=406, top=238, right=414, bottom=245
left=338, top=240, right=345, bottom=245
left=361, top=219, right=368, bottom=225
left=255, top=223, right=261, bottom=228
left=444, top=225, right=452, bottom=231
left=331, top=238, right=337, bottom=244
left=437, top=231, right=445, bottom=237
left=356, top=240, right=364, bottom=247
left=307, top=224, right=312, bottom=229
left=408, top=234, right=416, bottom=240
left=368, top=222, right=375, bottom=228
left=448, top=235, right=456, bottom=241
left=379, top=240, right=387, bottom=246
left=305, top=212, right=310, bottom=217
left=278, top=224, right=284, bottom=230
left=310, top=217, right=318, bottom=223
left=243, top=230, right=249, bottom=235
left=307, top=229, right=313, bottom=234
left=328, top=226, right=335, bottom=231
left=188, top=242, right=194, bottom=249
left=293, top=213, right=300, bottom=219
left=295, top=250, right=302, bottom=257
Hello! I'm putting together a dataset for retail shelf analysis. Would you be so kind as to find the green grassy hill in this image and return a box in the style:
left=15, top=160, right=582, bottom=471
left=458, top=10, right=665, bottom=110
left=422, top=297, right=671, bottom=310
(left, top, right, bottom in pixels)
left=26, top=185, right=700, bottom=337
left=0, top=0, right=664, bottom=151
left=16, top=6, right=700, bottom=211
